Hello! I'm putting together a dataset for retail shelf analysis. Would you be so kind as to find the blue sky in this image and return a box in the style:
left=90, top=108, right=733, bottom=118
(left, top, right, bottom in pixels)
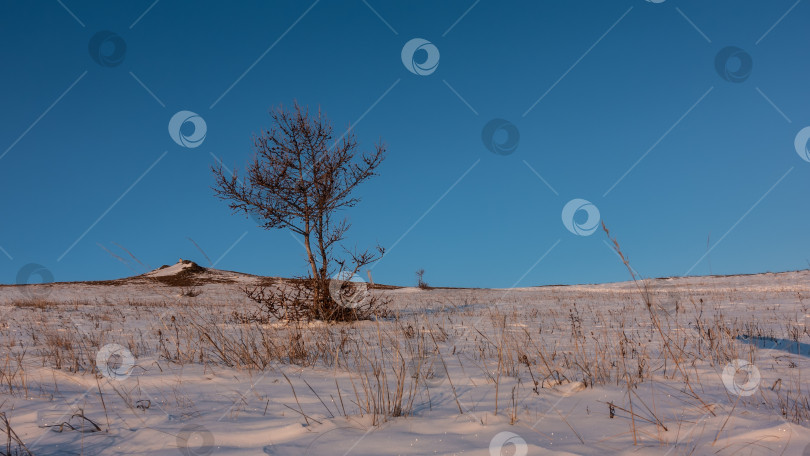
left=1, top=0, right=808, bottom=288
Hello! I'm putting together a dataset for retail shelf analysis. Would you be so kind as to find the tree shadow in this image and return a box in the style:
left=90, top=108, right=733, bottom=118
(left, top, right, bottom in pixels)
left=736, top=335, right=810, bottom=358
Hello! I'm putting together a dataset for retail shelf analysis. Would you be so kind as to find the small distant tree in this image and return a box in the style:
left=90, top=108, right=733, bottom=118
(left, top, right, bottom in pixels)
left=212, top=102, right=386, bottom=321
left=415, top=268, right=429, bottom=289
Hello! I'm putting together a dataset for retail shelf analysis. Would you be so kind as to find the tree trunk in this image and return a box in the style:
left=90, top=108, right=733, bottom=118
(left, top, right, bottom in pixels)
left=302, top=232, right=321, bottom=314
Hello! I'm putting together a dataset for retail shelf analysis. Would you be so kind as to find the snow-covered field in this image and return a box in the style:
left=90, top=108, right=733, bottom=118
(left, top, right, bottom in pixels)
left=2, top=262, right=810, bottom=455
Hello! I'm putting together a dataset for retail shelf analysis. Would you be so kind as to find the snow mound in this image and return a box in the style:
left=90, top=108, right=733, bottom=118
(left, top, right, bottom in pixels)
left=136, top=259, right=262, bottom=287
left=145, top=259, right=205, bottom=278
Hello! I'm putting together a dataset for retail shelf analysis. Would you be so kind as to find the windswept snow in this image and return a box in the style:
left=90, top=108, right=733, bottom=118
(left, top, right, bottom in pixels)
left=143, top=260, right=202, bottom=277
left=1, top=269, right=810, bottom=455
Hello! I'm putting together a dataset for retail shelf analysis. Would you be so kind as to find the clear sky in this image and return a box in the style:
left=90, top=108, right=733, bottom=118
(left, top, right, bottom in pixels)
left=1, top=0, right=808, bottom=288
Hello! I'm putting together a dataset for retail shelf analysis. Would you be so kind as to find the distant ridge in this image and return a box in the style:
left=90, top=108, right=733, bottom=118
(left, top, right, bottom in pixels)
left=1, top=259, right=808, bottom=290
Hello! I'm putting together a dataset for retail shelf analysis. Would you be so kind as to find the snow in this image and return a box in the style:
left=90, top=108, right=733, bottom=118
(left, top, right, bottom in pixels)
left=1, top=269, right=810, bottom=455
left=143, top=261, right=199, bottom=278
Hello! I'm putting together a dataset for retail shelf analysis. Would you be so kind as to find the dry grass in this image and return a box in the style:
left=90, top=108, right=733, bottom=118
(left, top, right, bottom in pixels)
left=0, top=412, right=33, bottom=456
left=1, top=267, right=809, bottom=452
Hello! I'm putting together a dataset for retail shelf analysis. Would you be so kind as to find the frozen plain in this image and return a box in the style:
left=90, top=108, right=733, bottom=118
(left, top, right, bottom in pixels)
left=1, top=261, right=810, bottom=455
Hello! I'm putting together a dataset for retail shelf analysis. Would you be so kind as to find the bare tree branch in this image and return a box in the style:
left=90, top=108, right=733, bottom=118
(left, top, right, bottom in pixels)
left=212, top=102, right=388, bottom=321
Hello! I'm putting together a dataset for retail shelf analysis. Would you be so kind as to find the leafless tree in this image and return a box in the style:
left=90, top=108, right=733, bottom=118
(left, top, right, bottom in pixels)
left=212, top=102, right=387, bottom=321
left=415, top=268, right=429, bottom=289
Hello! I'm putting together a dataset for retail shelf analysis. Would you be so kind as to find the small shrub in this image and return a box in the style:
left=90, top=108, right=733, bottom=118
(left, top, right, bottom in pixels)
left=243, top=277, right=388, bottom=323
left=416, top=269, right=429, bottom=289
left=180, top=287, right=202, bottom=298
